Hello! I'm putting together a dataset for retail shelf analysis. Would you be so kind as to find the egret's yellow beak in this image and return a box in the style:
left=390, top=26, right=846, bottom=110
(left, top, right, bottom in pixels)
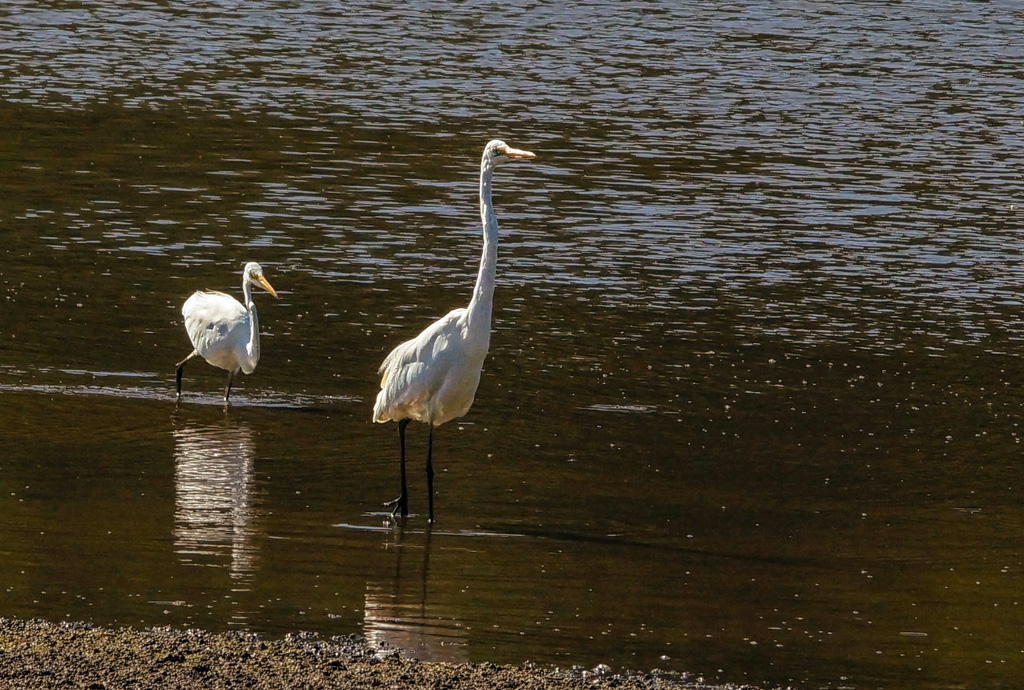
left=503, top=146, right=536, bottom=160
left=257, top=274, right=279, bottom=298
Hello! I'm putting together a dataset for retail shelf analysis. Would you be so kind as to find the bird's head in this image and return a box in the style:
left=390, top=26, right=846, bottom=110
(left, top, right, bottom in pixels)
left=482, top=139, right=536, bottom=170
left=243, top=262, right=278, bottom=298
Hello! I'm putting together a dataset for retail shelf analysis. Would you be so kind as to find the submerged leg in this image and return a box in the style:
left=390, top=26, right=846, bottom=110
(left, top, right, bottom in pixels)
left=175, top=351, right=198, bottom=398
left=426, top=424, right=435, bottom=524
left=223, top=370, right=236, bottom=403
left=384, top=419, right=410, bottom=518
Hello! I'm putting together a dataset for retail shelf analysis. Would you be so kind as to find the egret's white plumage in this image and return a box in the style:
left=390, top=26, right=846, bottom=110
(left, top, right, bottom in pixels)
left=176, top=261, right=278, bottom=402
left=374, top=308, right=486, bottom=427
left=373, top=139, right=535, bottom=521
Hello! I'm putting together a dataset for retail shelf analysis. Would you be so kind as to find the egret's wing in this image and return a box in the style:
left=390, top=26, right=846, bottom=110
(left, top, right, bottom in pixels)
left=374, top=309, right=467, bottom=422
left=181, top=290, right=248, bottom=358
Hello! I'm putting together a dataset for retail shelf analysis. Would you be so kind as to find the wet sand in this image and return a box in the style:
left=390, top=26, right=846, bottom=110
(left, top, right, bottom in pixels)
left=0, top=617, right=779, bottom=689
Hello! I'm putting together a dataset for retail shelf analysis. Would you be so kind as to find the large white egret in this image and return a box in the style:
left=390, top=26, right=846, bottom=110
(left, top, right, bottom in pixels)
left=176, top=261, right=278, bottom=402
left=373, top=139, right=536, bottom=522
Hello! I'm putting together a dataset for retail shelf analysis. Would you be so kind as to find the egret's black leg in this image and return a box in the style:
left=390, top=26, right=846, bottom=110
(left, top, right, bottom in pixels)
left=223, top=370, right=235, bottom=403
left=384, top=419, right=410, bottom=518
left=426, top=424, right=435, bottom=524
left=175, top=352, right=197, bottom=398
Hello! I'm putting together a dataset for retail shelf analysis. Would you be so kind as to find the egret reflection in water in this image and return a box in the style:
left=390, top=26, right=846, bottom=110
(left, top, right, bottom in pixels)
left=173, top=422, right=258, bottom=582
left=363, top=529, right=468, bottom=662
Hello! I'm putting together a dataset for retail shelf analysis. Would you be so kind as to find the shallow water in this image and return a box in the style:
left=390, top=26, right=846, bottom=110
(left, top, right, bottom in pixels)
left=2, top=2, right=1024, bottom=688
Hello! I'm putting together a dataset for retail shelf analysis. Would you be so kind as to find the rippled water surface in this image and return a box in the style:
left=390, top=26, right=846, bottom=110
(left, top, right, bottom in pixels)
left=3, top=2, right=1024, bottom=688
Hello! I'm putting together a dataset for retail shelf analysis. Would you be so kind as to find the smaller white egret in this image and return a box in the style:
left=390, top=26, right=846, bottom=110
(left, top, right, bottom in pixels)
left=176, top=261, right=278, bottom=402
left=373, top=139, right=536, bottom=522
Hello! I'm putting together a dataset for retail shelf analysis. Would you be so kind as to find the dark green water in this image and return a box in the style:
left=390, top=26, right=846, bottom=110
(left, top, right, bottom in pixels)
left=2, top=3, right=1024, bottom=688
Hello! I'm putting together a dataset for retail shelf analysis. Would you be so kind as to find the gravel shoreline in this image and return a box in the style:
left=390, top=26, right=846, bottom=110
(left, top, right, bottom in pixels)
left=0, top=617, right=782, bottom=690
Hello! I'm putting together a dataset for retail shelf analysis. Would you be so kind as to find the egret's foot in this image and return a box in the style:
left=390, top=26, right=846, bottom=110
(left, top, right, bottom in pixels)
left=383, top=496, right=408, bottom=519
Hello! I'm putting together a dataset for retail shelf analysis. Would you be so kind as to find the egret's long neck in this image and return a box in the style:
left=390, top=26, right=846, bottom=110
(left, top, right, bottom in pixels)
left=243, top=277, right=261, bottom=362
left=466, top=164, right=497, bottom=335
